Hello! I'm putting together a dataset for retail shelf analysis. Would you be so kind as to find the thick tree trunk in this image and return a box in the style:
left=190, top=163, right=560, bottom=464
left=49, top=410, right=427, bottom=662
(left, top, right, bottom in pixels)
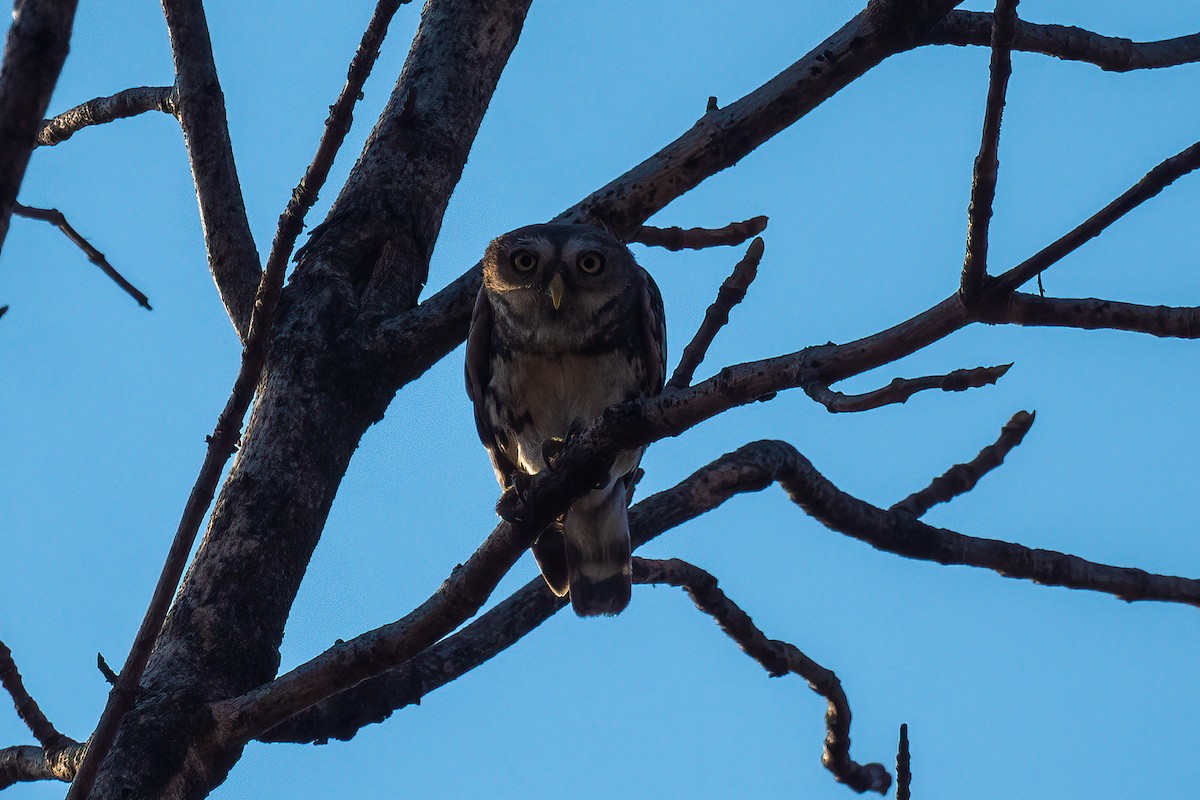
left=90, top=270, right=385, bottom=797
left=85, top=0, right=532, bottom=795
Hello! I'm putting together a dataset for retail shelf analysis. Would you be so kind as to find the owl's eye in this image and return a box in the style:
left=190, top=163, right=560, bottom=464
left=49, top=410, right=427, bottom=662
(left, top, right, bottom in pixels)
left=578, top=252, right=605, bottom=274
left=511, top=250, right=537, bottom=273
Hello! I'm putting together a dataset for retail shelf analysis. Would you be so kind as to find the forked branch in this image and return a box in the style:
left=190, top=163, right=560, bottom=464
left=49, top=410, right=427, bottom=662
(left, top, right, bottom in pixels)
left=634, top=557, right=891, bottom=794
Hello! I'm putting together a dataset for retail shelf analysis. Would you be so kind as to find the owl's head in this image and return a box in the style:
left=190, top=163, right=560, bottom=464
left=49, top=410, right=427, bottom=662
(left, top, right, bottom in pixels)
left=483, top=223, right=641, bottom=349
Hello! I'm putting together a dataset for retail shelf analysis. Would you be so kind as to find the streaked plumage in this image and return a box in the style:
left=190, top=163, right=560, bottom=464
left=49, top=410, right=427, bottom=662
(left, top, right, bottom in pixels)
left=466, top=223, right=666, bottom=616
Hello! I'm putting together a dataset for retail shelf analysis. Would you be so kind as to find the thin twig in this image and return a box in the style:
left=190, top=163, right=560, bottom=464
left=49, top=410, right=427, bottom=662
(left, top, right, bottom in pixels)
left=13, top=202, right=151, bottom=309
left=926, top=12, right=1200, bottom=73
left=667, top=237, right=763, bottom=389
left=991, top=140, right=1200, bottom=294
left=634, top=557, right=892, bottom=794
left=892, top=410, right=1035, bottom=517
left=960, top=0, right=1019, bottom=303
left=630, top=216, right=767, bottom=251
left=0, top=640, right=71, bottom=752
left=63, top=4, right=408, bottom=798
left=805, top=364, right=1011, bottom=413
left=896, top=724, right=911, bottom=800
left=37, top=85, right=176, bottom=147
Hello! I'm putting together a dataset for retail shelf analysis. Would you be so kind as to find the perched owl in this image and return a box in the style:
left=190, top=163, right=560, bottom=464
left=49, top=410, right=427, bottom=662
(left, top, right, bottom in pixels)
left=466, top=223, right=666, bottom=617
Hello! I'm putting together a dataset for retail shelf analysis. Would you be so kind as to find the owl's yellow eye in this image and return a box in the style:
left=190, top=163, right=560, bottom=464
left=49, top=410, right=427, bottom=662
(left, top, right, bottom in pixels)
left=511, top=250, right=537, bottom=272
left=578, top=252, right=605, bottom=274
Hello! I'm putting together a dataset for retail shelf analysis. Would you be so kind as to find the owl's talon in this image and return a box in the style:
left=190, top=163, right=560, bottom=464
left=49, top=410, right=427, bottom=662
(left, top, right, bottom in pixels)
left=498, top=472, right=534, bottom=522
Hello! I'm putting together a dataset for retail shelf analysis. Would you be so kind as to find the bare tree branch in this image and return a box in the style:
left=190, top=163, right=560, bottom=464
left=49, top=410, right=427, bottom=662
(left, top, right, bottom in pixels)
left=85, top=3, right=536, bottom=796
left=960, top=0, right=1019, bottom=304
left=996, top=293, right=1200, bottom=336
left=13, top=202, right=151, bottom=308
left=805, top=364, right=1012, bottom=413
left=161, top=0, right=262, bottom=339
left=990, top=140, right=1200, bottom=295
left=258, top=429, right=1200, bottom=748
left=892, top=410, right=1035, bottom=517
left=66, top=4, right=411, bottom=798
left=926, top=11, right=1200, bottom=72
left=0, top=640, right=71, bottom=752
left=0, top=0, right=79, bottom=257
left=630, top=216, right=767, bottom=251
left=0, top=742, right=84, bottom=789
left=667, top=237, right=763, bottom=389
left=37, top=86, right=176, bottom=147
left=362, top=0, right=969, bottom=382
left=634, top=557, right=892, bottom=794
left=559, top=0, right=960, bottom=236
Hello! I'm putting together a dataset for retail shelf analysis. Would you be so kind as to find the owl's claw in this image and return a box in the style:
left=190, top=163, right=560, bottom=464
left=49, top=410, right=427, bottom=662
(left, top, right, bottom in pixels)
left=497, top=472, right=534, bottom=523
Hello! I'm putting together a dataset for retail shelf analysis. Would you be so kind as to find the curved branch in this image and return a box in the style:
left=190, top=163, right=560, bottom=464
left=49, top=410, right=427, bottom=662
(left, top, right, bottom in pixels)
left=36, top=86, right=176, bottom=147
left=630, top=216, right=767, bottom=251
left=804, top=364, right=1011, bottom=413
left=634, top=557, right=891, bottom=795
left=926, top=11, right=1200, bottom=72
left=257, top=433, right=1200, bottom=747
left=0, top=640, right=71, bottom=752
left=0, top=742, right=84, bottom=789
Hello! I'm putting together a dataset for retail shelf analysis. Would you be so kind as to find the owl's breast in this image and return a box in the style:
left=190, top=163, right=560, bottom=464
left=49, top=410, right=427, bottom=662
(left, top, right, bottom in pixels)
left=486, top=347, right=647, bottom=476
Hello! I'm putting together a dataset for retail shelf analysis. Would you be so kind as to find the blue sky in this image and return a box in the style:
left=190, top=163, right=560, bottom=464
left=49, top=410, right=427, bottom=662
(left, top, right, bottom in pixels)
left=2, top=1, right=1199, bottom=798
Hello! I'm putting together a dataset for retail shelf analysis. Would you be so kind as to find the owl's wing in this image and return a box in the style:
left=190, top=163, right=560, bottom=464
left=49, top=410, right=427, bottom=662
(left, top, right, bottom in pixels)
left=465, top=288, right=518, bottom=489
left=638, top=266, right=668, bottom=394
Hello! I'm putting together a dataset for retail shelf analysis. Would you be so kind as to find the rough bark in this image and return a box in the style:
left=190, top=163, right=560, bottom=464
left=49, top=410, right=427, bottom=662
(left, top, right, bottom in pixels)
left=0, top=0, right=79, bottom=256
left=83, top=2, right=532, bottom=797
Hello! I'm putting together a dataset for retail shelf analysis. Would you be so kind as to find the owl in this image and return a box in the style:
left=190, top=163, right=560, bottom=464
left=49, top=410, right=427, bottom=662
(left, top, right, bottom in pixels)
left=466, top=223, right=666, bottom=616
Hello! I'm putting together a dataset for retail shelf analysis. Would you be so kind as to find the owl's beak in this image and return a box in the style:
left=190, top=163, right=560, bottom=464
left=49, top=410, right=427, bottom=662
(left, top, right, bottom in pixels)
left=547, top=271, right=565, bottom=311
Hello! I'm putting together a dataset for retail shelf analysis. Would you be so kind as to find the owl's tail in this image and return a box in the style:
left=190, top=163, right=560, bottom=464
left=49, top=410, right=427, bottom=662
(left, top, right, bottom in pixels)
left=561, top=480, right=632, bottom=617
